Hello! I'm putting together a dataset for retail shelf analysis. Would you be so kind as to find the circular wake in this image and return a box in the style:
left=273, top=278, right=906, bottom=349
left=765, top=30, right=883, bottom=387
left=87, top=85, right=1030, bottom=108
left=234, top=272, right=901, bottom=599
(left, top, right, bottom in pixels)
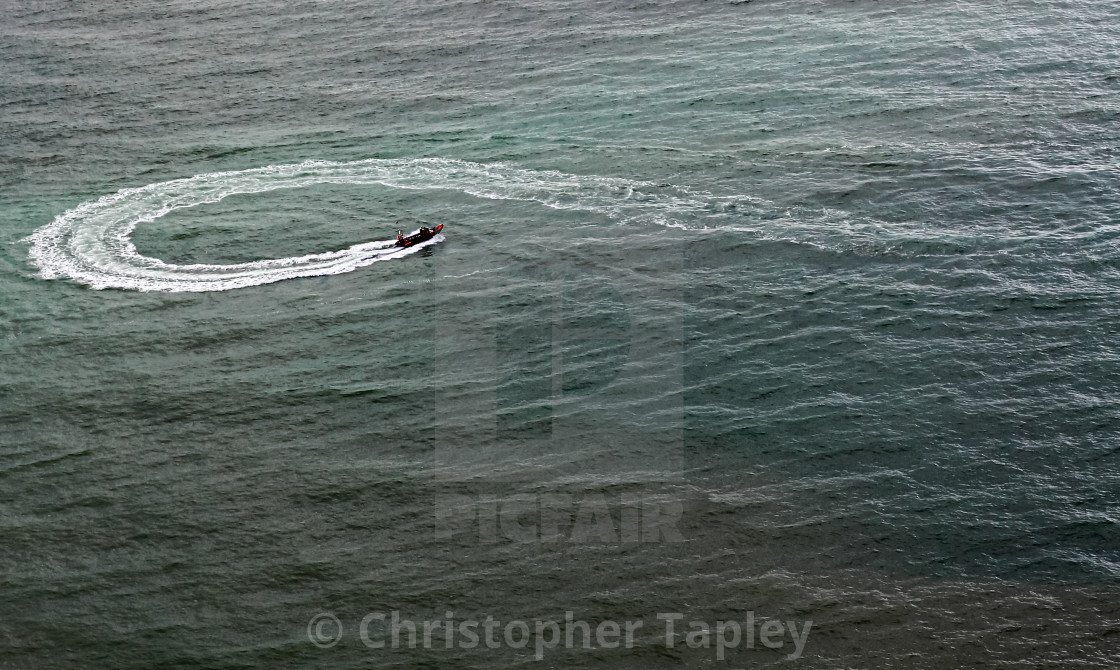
left=25, top=158, right=714, bottom=293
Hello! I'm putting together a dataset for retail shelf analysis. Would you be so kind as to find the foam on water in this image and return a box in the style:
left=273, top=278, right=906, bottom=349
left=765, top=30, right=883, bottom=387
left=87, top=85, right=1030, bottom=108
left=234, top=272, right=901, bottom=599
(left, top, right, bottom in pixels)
left=25, top=158, right=718, bottom=292
left=27, top=155, right=1096, bottom=294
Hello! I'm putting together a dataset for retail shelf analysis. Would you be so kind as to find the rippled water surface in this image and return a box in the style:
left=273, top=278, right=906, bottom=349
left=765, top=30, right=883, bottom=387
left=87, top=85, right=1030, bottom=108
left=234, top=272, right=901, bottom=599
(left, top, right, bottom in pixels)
left=2, top=0, right=1119, bottom=667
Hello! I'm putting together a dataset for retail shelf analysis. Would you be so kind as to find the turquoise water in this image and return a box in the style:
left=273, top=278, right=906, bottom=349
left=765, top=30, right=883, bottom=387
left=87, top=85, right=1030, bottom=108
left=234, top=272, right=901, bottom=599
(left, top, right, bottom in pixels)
left=2, top=0, right=1119, bottom=666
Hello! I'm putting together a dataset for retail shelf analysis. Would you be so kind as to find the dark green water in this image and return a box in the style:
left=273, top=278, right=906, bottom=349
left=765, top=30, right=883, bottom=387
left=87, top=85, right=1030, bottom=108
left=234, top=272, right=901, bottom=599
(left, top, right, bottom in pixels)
left=2, top=0, right=1119, bottom=667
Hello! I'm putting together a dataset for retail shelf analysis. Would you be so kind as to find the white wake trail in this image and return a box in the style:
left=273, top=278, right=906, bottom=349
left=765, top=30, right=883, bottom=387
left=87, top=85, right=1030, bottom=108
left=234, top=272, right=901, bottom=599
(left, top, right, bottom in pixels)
left=25, top=158, right=712, bottom=293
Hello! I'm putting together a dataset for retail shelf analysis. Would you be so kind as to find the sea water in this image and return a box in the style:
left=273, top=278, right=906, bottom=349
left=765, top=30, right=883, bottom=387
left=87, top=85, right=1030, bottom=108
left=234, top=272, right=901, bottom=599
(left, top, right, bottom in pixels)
left=2, top=0, right=1118, bottom=666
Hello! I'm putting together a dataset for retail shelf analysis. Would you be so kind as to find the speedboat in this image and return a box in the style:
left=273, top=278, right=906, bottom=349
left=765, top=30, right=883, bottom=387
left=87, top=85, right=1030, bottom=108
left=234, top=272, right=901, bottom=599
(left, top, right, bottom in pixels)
left=395, top=224, right=443, bottom=248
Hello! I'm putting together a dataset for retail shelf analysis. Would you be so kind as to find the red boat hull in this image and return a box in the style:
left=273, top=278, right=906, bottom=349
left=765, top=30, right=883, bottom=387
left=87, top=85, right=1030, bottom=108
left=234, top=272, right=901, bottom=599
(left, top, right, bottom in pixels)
left=395, top=224, right=443, bottom=247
